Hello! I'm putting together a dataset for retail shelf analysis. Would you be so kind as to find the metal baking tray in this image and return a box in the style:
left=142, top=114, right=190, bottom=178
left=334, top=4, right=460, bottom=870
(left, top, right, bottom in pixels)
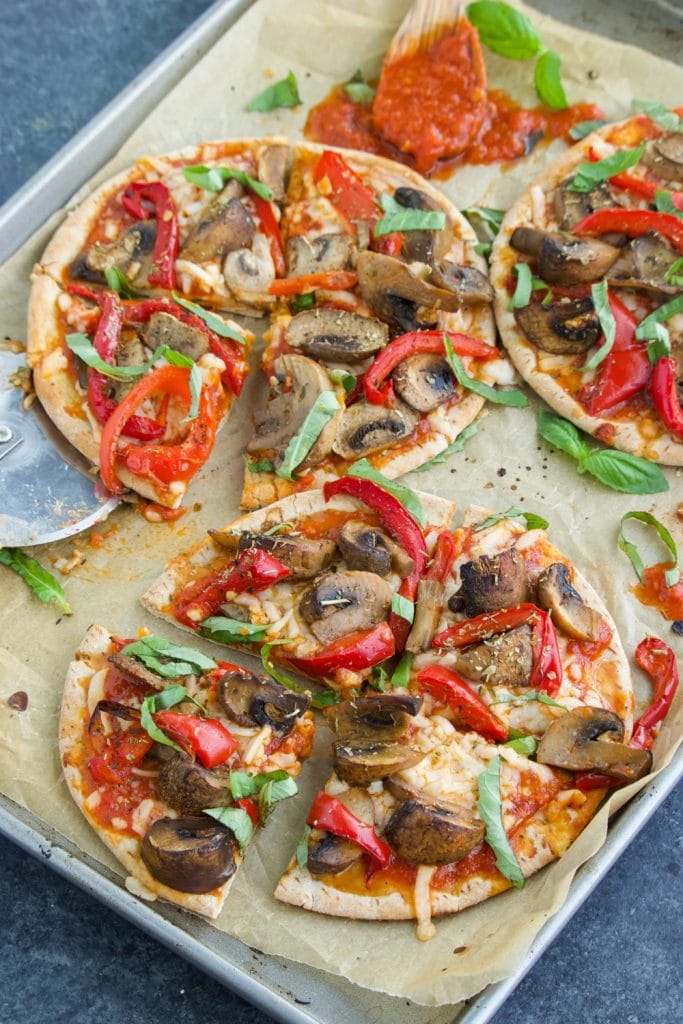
left=1, top=1, right=681, bottom=1022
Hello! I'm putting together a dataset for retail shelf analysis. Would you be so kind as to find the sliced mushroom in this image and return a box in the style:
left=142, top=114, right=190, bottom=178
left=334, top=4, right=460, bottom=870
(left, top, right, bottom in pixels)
left=536, top=707, right=652, bottom=782
left=155, top=754, right=233, bottom=816
left=69, top=221, right=156, bottom=287
left=218, top=601, right=250, bottom=622
left=511, top=227, right=620, bottom=285
left=108, top=328, right=148, bottom=403
left=357, top=250, right=464, bottom=334
left=460, top=547, right=530, bottom=616
left=224, top=232, right=275, bottom=304
left=392, top=352, right=455, bottom=412
left=325, top=693, right=423, bottom=743
left=514, top=297, right=600, bottom=354
left=384, top=799, right=486, bottom=865
left=256, top=143, right=289, bottom=201
left=451, top=625, right=533, bottom=687
left=141, top=816, right=237, bottom=893
left=286, top=233, right=355, bottom=277
left=332, top=398, right=418, bottom=460
left=218, top=666, right=311, bottom=735
left=285, top=308, right=388, bottom=364
left=430, top=262, right=494, bottom=304
left=608, top=232, right=682, bottom=296
left=307, top=787, right=375, bottom=875
left=333, top=741, right=425, bottom=786
left=393, top=186, right=452, bottom=264
left=641, top=132, right=683, bottom=184
left=299, top=570, right=392, bottom=645
left=108, top=650, right=176, bottom=690
left=237, top=530, right=337, bottom=579
left=536, top=563, right=604, bottom=642
left=406, top=578, right=445, bottom=653
left=337, top=520, right=414, bottom=578
left=144, top=311, right=209, bottom=361
left=553, top=178, right=621, bottom=230
left=180, top=190, right=255, bottom=263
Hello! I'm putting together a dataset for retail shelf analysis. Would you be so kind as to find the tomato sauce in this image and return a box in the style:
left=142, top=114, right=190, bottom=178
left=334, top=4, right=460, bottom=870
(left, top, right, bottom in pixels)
left=633, top=563, right=683, bottom=622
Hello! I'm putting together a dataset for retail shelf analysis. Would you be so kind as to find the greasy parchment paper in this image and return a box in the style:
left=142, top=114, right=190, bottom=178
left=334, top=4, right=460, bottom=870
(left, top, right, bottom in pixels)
left=1, top=0, right=682, bottom=1008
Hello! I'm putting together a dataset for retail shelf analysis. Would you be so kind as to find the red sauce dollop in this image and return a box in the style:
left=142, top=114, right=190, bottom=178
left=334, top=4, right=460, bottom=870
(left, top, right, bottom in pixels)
left=633, top=563, right=683, bottom=622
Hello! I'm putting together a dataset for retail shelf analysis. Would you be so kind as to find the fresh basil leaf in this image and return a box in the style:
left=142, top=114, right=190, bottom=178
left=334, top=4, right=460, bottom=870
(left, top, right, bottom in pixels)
left=664, top=256, right=683, bottom=284
left=182, top=164, right=272, bottom=200
left=504, top=735, right=538, bottom=755
left=633, top=99, right=682, bottom=133
left=200, top=617, right=269, bottom=644
left=0, top=548, right=71, bottom=613
left=263, top=521, right=294, bottom=536
left=370, top=665, right=389, bottom=692
left=537, top=410, right=588, bottom=461
left=476, top=756, right=524, bottom=888
left=581, top=280, right=616, bottom=372
left=291, top=292, right=315, bottom=313
left=344, top=70, right=375, bottom=105
left=474, top=242, right=492, bottom=259
left=510, top=263, right=546, bottom=309
left=104, top=266, right=145, bottom=298
left=229, top=770, right=259, bottom=800
left=122, top=636, right=216, bottom=677
left=296, top=825, right=312, bottom=868
left=411, top=423, right=479, bottom=473
left=568, top=119, right=609, bottom=141
left=580, top=449, right=669, bottom=494
left=276, top=391, right=340, bottom=480
left=161, top=347, right=202, bottom=421
left=491, top=691, right=566, bottom=709
left=463, top=207, right=505, bottom=235
left=247, top=71, right=301, bottom=112
left=647, top=334, right=671, bottom=365
left=204, top=806, right=254, bottom=852
left=139, top=685, right=190, bottom=753
left=618, top=511, right=679, bottom=587
left=329, top=368, right=357, bottom=394
left=466, top=1, right=542, bottom=60
left=474, top=506, right=549, bottom=532
left=244, top=456, right=275, bottom=473
left=374, top=193, right=446, bottom=237
left=391, top=652, right=414, bottom=689
left=259, top=774, right=298, bottom=821
left=534, top=49, right=567, bottom=110
left=391, top=593, right=415, bottom=624
left=654, top=191, right=683, bottom=222
left=348, top=459, right=426, bottom=528
left=636, top=294, right=683, bottom=342
left=260, top=641, right=335, bottom=710
left=66, top=333, right=150, bottom=381
left=171, top=292, right=247, bottom=344
left=444, top=334, right=528, bottom=408
left=569, top=145, right=645, bottom=193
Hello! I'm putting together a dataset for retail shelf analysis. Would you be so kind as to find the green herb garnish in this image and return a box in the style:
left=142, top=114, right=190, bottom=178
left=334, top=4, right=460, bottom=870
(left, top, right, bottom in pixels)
left=474, top=507, right=549, bottom=532
left=391, top=652, right=414, bottom=689
left=0, top=548, right=71, bottom=613
left=568, top=119, right=609, bottom=141
left=534, top=49, right=567, bottom=111
left=203, top=806, right=254, bottom=852
left=182, top=165, right=272, bottom=200
left=374, top=193, right=446, bottom=237
left=276, top=391, right=341, bottom=481
left=121, top=636, right=216, bottom=677
left=632, top=99, right=682, bottom=133
left=476, top=756, right=525, bottom=887
left=618, top=511, right=679, bottom=588
left=411, top=423, right=479, bottom=473
left=580, top=280, right=616, bottom=372
left=247, top=71, right=301, bottom=112
left=344, top=69, right=375, bottom=105
left=104, top=266, right=145, bottom=298
left=200, top=617, right=270, bottom=644
left=569, top=145, right=645, bottom=193
left=171, top=293, right=247, bottom=344
left=444, top=334, right=528, bottom=408
left=391, top=593, right=415, bottom=624
left=347, top=459, right=426, bottom=527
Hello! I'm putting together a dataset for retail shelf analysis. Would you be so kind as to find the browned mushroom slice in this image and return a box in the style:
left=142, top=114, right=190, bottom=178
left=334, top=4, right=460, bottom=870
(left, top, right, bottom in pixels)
left=218, top=667, right=311, bottom=735
left=334, top=741, right=425, bottom=786
left=299, top=570, right=392, bottom=645
left=236, top=530, right=337, bottom=578
left=256, top=143, right=289, bottom=201
left=451, top=625, right=533, bottom=687
left=337, top=520, right=414, bottom=578
left=155, top=754, right=233, bottom=816
left=357, top=250, right=463, bottom=335
left=325, top=693, right=423, bottom=743
left=70, top=220, right=156, bottom=287
left=286, top=233, right=355, bottom=277
left=393, top=186, right=452, bottom=264
left=307, top=787, right=375, bottom=875
left=536, top=707, right=652, bottom=782
left=510, top=228, right=620, bottom=284
left=406, top=578, right=445, bottom=653
left=430, top=262, right=494, bottom=304
left=384, top=799, right=485, bottom=865
left=180, top=190, right=256, bottom=262
left=141, top=816, right=237, bottom=893
left=108, top=650, right=175, bottom=690
left=144, top=311, right=210, bottom=361
left=224, top=234, right=275, bottom=305
left=331, top=398, right=418, bottom=460
left=108, top=328, right=148, bottom=403
left=514, top=298, right=600, bottom=355
left=553, top=178, right=621, bottom=230
left=535, top=563, right=604, bottom=642
left=641, top=133, right=683, bottom=184
left=392, top=352, right=455, bottom=412
left=285, top=308, right=388, bottom=364
left=608, top=232, right=682, bottom=296
left=460, top=547, right=530, bottom=616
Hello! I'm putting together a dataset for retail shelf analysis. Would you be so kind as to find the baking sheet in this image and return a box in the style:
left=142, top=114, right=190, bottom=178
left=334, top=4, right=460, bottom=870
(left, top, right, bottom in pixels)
left=1, top=0, right=682, bottom=1015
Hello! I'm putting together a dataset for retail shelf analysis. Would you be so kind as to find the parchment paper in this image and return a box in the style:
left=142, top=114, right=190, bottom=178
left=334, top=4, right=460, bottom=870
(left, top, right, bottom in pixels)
left=1, top=0, right=682, bottom=1008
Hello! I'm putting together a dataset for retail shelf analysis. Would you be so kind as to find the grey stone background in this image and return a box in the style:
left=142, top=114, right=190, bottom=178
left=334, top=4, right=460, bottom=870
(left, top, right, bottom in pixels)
left=0, top=1, right=681, bottom=1022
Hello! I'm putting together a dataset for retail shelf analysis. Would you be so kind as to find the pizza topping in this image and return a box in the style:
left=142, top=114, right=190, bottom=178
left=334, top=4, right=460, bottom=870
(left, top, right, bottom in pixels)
left=237, top=530, right=337, bottom=579
left=417, top=665, right=509, bottom=742
left=384, top=798, right=486, bottom=866
left=141, top=815, right=237, bottom=893
left=306, top=832, right=363, bottom=876
left=256, top=143, right=290, bottom=201
left=649, top=356, right=683, bottom=440
left=307, top=791, right=392, bottom=867
left=217, top=665, right=311, bottom=736
left=144, top=311, right=210, bottom=362
left=337, top=520, right=414, bottom=578
left=175, top=548, right=291, bottom=625
left=536, top=706, right=652, bottom=782
left=536, top=563, right=604, bottom=642
left=153, top=710, right=238, bottom=768
left=510, top=227, right=620, bottom=284
left=108, top=651, right=181, bottom=690
left=460, top=547, right=530, bottom=616
left=392, top=187, right=452, bottom=265
left=299, top=570, right=392, bottom=645
left=641, top=132, right=683, bottom=184
left=553, top=178, right=621, bottom=231
left=406, top=533, right=457, bottom=653
left=392, top=353, right=456, bottom=413
left=286, top=622, right=396, bottom=677
left=608, top=233, right=682, bottom=296
left=334, top=741, right=425, bottom=787
left=286, top=233, right=355, bottom=277
left=285, top=308, right=388, bottom=364
left=155, top=754, right=233, bottom=816
left=332, top=397, right=418, bottom=459
left=325, top=693, right=423, bottom=743
left=224, top=233, right=276, bottom=303
left=121, top=181, right=179, bottom=290
left=450, top=625, right=534, bottom=688
left=70, top=220, right=157, bottom=287
left=574, top=208, right=683, bottom=255
left=514, top=297, right=599, bottom=355
left=179, top=188, right=256, bottom=263
left=430, top=261, right=494, bottom=304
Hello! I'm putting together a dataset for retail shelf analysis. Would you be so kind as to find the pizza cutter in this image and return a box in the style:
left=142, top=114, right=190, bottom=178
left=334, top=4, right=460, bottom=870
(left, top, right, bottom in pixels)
left=0, top=347, right=119, bottom=547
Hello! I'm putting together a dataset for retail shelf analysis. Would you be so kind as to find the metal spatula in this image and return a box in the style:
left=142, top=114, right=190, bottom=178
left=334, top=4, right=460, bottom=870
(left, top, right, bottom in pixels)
left=0, top=348, right=119, bottom=547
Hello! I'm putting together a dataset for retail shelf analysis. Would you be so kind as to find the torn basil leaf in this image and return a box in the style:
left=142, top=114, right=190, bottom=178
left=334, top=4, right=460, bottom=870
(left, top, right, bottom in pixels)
left=463, top=206, right=505, bottom=235
left=329, top=367, right=357, bottom=394
left=491, top=691, right=566, bottom=709
left=534, top=49, right=567, bottom=111
left=636, top=293, right=683, bottom=342
left=476, top=756, right=525, bottom=888
left=291, top=292, right=315, bottom=313
left=260, top=641, right=335, bottom=710
left=0, top=548, right=71, bottom=614
left=247, top=71, right=301, bottom=112
left=276, top=391, right=340, bottom=480
left=259, top=774, right=298, bottom=821
left=664, top=256, right=683, bottom=285
left=162, top=347, right=202, bottom=421
left=504, top=734, right=538, bottom=755
left=244, top=456, right=275, bottom=473
left=444, top=334, right=528, bottom=408
left=182, top=164, right=272, bottom=200
left=391, top=652, right=414, bottom=689
left=104, top=266, right=145, bottom=298
left=200, top=617, right=269, bottom=644
left=466, top=1, right=542, bottom=60
left=140, top=685, right=193, bottom=753
left=204, top=806, right=254, bottom=852
left=122, top=635, right=217, bottom=677
left=171, top=292, right=247, bottom=343
left=633, top=99, right=682, bottom=133
left=296, top=825, right=312, bottom=868
left=391, top=593, right=415, bottom=624
left=411, top=423, right=478, bottom=473
left=618, top=510, right=679, bottom=588
left=66, top=333, right=149, bottom=381
left=654, top=191, right=683, bottom=222
left=647, top=334, right=671, bottom=364
left=344, top=70, right=375, bottom=105
left=581, top=280, right=616, bottom=372
left=568, top=119, right=609, bottom=141
left=474, top=507, right=548, bottom=532
left=348, top=459, right=426, bottom=527
left=569, top=144, right=645, bottom=193
left=510, top=262, right=547, bottom=309
left=374, top=193, right=446, bottom=237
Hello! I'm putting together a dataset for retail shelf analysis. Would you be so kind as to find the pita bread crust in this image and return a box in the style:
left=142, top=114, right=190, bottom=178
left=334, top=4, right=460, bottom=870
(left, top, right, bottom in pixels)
left=490, top=120, right=683, bottom=466
left=59, top=624, right=238, bottom=918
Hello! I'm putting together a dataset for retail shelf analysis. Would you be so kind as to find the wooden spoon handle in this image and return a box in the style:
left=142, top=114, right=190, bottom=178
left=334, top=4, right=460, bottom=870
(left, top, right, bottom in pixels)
left=387, top=0, right=465, bottom=62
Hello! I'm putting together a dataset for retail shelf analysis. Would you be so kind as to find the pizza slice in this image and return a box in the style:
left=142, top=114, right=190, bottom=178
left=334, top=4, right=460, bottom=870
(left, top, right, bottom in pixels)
left=491, top=109, right=683, bottom=465
left=60, top=624, right=314, bottom=918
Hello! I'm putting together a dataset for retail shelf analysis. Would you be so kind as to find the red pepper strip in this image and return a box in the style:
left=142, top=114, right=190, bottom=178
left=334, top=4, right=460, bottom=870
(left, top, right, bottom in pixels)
left=364, top=330, right=499, bottom=406
left=528, top=610, right=562, bottom=696
left=578, top=293, right=650, bottom=416
left=417, top=665, right=509, bottom=742
left=268, top=271, right=358, bottom=296
left=583, top=150, right=683, bottom=211
left=236, top=797, right=260, bottom=827
left=650, top=357, right=683, bottom=439
left=426, top=531, right=458, bottom=584
left=286, top=622, right=395, bottom=676
left=577, top=637, right=678, bottom=790
left=174, top=548, right=291, bottom=627
left=374, top=231, right=404, bottom=256
left=251, top=193, right=285, bottom=278
left=153, top=710, right=238, bottom=768
left=313, top=150, right=380, bottom=226
left=121, top=181, right=179, bottom=289
left=88, top=727, right=154, bottom=786
left=307, top=791, right=392, bottom=867
left=574, top=208, right=683, bottom=254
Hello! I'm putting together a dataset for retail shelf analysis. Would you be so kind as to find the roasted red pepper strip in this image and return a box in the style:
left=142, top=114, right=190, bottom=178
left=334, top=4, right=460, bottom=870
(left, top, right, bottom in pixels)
left=251, top=194, right=285, bottom=278
left=528, top=610, right=562, bottom=696
left=583, top=149, right=683, bottom=211
left=286, top=622, right=395, bottom=676
left=313, top=150, right=380, bottom=226
left=307, top=791, right=392, bottom=867
left=153, top=711, right=238, bottom=768
left=417, top=665, right=509, bottom=742
left=578, top=293, right=650, bottom=416
left=650, top=357, right=683, bottom=439
left=364, top=330, right=499, bottom=406
left=574, top=208, right=683, bottom=254
left=174, top=548, right=291, bottom=627
left=88, top=727, right=153, bottom=786
left=121, top=181, right=179, bottom=289
left=236, top=797, right=260, bottom=827
left=426, top=531, right=458, bottom=584
left=268, top=270, right=358, bottom=296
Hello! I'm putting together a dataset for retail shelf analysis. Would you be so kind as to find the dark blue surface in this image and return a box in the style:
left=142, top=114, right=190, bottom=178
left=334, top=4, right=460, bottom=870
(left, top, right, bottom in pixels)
left=1, top=2, right=681, bottom=1022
